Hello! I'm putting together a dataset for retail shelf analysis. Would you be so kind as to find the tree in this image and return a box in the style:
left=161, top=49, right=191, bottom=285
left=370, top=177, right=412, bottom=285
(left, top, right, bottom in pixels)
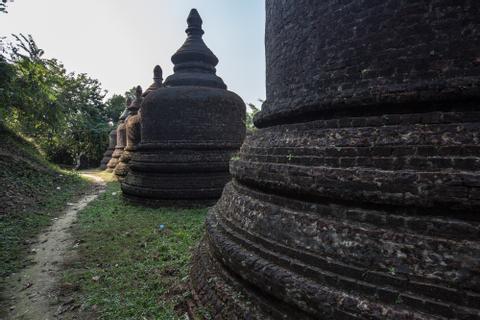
left=1, top=0, right=8, bottom=14
left=245, top=100, right=262, bottom=133
left=2, top=34, right=110, bottom=165
left=1, top=33, right=138, bottom=166
left=104, top=94, right=126, bottom=124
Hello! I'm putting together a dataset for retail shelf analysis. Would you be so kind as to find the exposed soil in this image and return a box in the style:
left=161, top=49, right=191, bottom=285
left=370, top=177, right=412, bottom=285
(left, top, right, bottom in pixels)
left=0, top=173, right=106, bottom=320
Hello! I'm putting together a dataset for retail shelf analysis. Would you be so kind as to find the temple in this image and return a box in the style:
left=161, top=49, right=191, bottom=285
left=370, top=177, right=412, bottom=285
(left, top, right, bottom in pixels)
left=106, top=98, right=131, bottom=172
left=121, top=9, right=246, bottom=206
left=191, top=1, right=480, bottom=319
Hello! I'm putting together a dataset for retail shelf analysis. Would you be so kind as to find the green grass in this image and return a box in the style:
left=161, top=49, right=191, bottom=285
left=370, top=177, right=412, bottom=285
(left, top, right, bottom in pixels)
left=0, top=125, right=89, bottom=281
left=62, top=182, right=208, bottom=320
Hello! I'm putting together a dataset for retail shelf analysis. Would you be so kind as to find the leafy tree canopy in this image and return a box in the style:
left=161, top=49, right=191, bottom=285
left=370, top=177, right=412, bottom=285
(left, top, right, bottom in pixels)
left=0, top=34, right=133, bottom=166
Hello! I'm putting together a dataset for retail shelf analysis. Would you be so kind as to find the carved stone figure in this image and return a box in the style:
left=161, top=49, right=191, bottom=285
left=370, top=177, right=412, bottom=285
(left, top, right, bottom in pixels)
left=99, top=128, right=117, bottom=170
left=122, top=9, right=246, bottom=206
left=191, top=1, right=480, bottom=319
left=106, top=98, right=131, bottom=172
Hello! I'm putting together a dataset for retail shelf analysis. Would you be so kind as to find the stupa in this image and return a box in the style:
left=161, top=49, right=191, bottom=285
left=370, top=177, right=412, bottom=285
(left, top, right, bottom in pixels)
left=99, top=128, right=117, bottom=170
left=114, top=86, right=143, bottom=181
left=106, top=98, right=131, bottom=172
left=191, top=1, right=480, bottom=319
left=122, top=9, right=246, bottom=206
left=143, top=65, right=163, bottom=98
left=115, top=67, right=163, bottom=181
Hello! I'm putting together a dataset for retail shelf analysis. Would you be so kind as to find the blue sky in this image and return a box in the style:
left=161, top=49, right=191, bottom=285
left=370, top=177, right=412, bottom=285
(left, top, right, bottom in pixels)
left=0, top=0, right=266, bottom=106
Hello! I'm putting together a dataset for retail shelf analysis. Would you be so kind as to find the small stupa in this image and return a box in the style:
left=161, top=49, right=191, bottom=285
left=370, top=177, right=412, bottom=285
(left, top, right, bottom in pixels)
left=143, top=65, right=163, bottom=97
left=106, top=98, right=131, bottom=172
left=99, top=128, right=117, bottom=170
left=115, top=67, right=164, bottom=181
left=114, top=86, right=143, bottom=181
left=122, top=9, right=246, bottom=206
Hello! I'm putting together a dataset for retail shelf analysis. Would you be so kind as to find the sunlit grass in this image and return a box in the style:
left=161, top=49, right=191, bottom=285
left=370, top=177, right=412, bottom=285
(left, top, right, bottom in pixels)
left=63, top=182, right=208, bottom=320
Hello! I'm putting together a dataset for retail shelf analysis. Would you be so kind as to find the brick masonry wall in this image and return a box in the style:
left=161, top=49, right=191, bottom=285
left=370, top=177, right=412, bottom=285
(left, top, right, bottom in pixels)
left=190, top=1, right=480, bottom=319
left=257, top=0, right=480, bottom=127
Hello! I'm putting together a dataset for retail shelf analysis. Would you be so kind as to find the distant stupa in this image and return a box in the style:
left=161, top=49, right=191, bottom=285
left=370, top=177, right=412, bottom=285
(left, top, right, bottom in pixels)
left=114, top=86, right=143, bottom=181
left=106, top=98, right=131, bottom=172
left=99, top=128, right=116, bottom=170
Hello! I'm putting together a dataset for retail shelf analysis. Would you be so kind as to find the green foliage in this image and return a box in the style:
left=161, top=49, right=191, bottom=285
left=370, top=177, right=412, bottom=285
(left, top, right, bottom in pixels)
left=104, top=94, right=126, bottom=123
left=0, top=126, right=89, bottom=281
left=0, top=34, right=129, bottom=166
left=124, top=86, right=137, bottom=103
left=63, top=181, right=208, bottom=319
left=245, top=101, right=261, bottom=133
left=0, top=0, right=7, bottom=14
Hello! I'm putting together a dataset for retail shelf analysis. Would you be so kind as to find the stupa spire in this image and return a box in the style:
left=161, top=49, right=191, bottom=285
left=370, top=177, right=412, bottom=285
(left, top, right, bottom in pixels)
left=153, top=65, right=163, bottom=85
left=164, top=8, right=226, bottom=89
left=128, top=86, right=143, bottom=114
left=119, top=97, right=132, bottom=121
left=143, top=65, right=163, bottom=97
left=186, top=8, right=204, bottom=36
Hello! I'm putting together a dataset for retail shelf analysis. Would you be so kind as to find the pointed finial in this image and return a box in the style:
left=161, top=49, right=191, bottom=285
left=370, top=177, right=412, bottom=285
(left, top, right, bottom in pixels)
left=129, top=85, right=143, bottom=113
left=164, top=8, right=226, bottom=89
left=136, top=85, right=143, bottom=99
left=153, top=65, right=163, bottom=85
left=143, top=66, right=164, bottom=97
left=186, top=9, right=204, bottom=36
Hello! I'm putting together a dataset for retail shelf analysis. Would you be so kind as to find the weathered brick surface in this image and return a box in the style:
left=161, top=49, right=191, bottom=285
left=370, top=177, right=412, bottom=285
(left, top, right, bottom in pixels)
left=106, top=102, right=130, bottom=173
left=115, top=86, right=143, bottom=181
left=257, top=0, right=480, bottom=128
left=191, top=1, right=480, bottom=319
left=121, top=10, right=245, bottom=206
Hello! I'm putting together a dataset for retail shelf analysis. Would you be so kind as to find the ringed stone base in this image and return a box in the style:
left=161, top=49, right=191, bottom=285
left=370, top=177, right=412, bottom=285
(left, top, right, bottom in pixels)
left=191, top=109, right=480, bottom=320
left=99, top=149, right=113, bottom=170
left=122, top=144, right=241, bottom=206
left=106, top=148, right=123, bottom=173
left=114, top=151, right=132, bottom=181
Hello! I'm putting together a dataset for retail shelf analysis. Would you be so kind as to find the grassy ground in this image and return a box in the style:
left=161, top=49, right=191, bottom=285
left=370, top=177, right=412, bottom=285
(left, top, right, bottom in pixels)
left=0, top=125, right=89, bottom=282
left=62, top=181, right=208, bottom=320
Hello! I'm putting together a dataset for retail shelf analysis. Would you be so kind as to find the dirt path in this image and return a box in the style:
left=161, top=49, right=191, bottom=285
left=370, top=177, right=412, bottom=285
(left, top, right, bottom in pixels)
left=1, top=173, right=106, bottom=320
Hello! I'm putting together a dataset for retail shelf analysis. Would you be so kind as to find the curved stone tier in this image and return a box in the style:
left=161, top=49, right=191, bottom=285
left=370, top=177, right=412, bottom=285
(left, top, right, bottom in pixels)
left=115, top=86, right=144, bottom=181
left=122, top=86, right=245, bottom=205
left=191, top=1, right=480, bottom=319
left=106, top=99, right=131, bottom=173
left=122, top=9, right=245, bottom=206
left=99, top=129, right=117, bottom=170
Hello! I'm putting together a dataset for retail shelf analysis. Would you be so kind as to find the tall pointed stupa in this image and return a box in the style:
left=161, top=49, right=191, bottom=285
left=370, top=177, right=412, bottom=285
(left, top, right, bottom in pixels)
left=122, top=9, right=246, bottom=206
left=99, top=128, right=117, bottom=170
left=114, top=86, right=143, bottom=181
left=106, top=97, right=131, bottom=172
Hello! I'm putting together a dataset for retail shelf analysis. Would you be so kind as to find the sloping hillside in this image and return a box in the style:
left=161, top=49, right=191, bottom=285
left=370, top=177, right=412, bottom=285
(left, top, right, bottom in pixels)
left=0, top=122, right=88, bottom=278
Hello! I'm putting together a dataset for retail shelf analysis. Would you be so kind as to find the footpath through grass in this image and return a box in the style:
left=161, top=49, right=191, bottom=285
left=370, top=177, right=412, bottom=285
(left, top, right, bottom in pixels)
left=62, top=181, right=208, bottom=320
left=0, top=125, right=89, bottom=283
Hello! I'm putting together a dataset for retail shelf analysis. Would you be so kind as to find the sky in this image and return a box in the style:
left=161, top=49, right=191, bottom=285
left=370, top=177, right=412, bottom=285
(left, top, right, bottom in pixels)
left=0, top=0, right=266, bottom=106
